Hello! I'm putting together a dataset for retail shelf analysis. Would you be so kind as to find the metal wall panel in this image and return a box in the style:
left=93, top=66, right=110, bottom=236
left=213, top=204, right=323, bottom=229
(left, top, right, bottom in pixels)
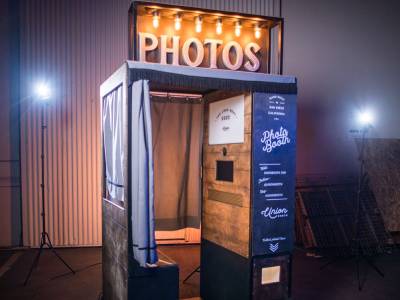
left=20, top=0, right=280, bottom=247
left=20, top=0, right=132, bottom=247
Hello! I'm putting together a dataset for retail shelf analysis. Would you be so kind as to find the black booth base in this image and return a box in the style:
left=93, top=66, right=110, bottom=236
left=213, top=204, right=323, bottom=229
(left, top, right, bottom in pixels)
left=201, top=239, right=291, bottom=300
left=252, top=255, right=291, bottom=300
left=201, top=239, right=251, bottom=300
left=128, top=259, right=179, bottom=300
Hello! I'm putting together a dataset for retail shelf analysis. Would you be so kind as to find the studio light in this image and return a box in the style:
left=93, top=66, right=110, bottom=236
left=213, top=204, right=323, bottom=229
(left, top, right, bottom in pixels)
left=216, top=18, right=222, bottom=35
left=24, top=79, right=75, bottom=286
left=174, top=14, right=182, bottom=31
left=152, top=10, right=160, bottom=29
left=35, top=82, right=52, bottom=101
left=254, top=24, right=261, bottom=39
left=357, top=109, right=374, bottom=127
left=195, top=16, right=202, bottom=33
left=234, top=21, right=241, bottom=37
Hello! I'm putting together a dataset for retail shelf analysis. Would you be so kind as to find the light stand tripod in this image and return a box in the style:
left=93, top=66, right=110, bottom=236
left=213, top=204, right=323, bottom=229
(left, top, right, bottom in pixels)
left=320, top=125, right=385, bottom=290
left=24, top=103, right=75, bottom=286
left=351, top=126, right=384, bottom=290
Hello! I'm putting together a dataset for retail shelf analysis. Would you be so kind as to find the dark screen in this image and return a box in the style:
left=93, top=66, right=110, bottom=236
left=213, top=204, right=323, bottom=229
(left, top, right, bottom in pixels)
left=216, top=160, right=234, bottom=182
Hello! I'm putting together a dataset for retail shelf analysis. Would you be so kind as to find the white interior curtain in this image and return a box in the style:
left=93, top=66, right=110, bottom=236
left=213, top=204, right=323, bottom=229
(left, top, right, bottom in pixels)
left=102, top=85, right=124, bottom=202
left=130, top=80, right=158, bottom=267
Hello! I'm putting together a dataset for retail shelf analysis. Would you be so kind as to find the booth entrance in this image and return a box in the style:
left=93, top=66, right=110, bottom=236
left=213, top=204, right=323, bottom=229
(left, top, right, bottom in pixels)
left=101, top=61, right=296, bottom=300
left=150, top=87, right=204, bottom=247
left=151, top=88, right=247, bottom=246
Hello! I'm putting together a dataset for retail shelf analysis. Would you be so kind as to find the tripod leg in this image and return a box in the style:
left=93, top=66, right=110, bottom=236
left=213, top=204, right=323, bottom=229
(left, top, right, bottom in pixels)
left=320, top=257, right=338, bottom=270
left=356, top=257, right=362, bottom=291
left=183, top=266, right=200, bottom=283
left=320, top=255, right=353, bottom=271
left=23, top=245, right=44, bottom=286
left=364, top=257, right=384, bottom=278
left=45, top=233, right=75, bottom=274
left=50, top=248, right=75, bottom=274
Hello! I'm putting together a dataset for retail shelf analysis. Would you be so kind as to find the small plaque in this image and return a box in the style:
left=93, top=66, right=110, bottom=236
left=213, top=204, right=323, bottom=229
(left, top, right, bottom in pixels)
left=209, top=95, right=245, bottom=145
left=261, top=266, right=281, bottom=285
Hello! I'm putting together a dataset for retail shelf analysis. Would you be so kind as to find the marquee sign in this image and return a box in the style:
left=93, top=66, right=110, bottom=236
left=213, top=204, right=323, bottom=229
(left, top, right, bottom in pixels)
left=130, top=2, right=284, bottom=74
left=138, top=33, right=262, bottom=72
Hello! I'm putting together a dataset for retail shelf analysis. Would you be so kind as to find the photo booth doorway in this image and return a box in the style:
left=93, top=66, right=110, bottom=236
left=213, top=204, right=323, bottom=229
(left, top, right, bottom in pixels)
left=151, top=91, right=203, bottom=245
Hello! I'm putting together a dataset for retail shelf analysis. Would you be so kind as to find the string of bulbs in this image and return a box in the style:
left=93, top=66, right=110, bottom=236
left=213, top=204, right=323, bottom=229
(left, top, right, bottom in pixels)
left=152, top=10, right=262, bottom=39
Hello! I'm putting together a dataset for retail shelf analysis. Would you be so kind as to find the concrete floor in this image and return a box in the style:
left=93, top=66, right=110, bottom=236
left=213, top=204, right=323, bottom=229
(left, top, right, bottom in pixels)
left=1, top=246, right=400, bottom=299
left=0, top=247, right=102, bottom=300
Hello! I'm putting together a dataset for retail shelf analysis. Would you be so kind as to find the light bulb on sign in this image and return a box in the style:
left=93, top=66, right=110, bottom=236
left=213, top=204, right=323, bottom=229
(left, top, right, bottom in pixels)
left=234, top=21, right=241, bottom=37
left=254, top=24, right=261, bottom=39
left=216, top=18, right=222, bottom=35
left=174, top=14, right=182, bottom=31
left=195, top=16, right=202, bottom=33
left=152, top=11, right=160, bottom=29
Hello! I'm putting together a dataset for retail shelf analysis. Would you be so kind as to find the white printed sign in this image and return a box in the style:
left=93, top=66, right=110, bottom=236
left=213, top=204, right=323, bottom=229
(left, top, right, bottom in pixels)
left=208, top=95, right=244, bottom=145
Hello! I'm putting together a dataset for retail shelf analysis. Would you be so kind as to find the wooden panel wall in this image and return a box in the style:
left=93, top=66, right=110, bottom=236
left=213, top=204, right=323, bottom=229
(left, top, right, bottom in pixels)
left=202, top=92, right=252, bottom=258
left=363, top=138, right=400, bottom=232
left=102, top=200, right=128, bottom=300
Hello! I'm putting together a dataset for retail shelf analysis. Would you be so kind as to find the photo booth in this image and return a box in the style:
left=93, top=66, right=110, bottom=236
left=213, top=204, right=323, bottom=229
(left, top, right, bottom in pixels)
left=101, top=61, right=297, bottom=300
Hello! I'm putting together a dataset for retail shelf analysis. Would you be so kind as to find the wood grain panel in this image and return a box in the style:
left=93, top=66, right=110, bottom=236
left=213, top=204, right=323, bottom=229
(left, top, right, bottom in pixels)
left=202, top=93, right=252, bottom=258
left=203, top=201, right=250, bottom=257
left=205, top=183, right=250, bottom=208
left=208, top=189, right=244, bottom=207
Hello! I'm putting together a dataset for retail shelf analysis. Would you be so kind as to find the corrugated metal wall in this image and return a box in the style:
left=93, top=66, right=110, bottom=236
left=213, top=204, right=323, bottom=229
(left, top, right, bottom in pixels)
left=20, top=0, right=280, bottom=247
left=20, top=0, right=131, bottom=247
left=154, top=0, right=281, bottom=16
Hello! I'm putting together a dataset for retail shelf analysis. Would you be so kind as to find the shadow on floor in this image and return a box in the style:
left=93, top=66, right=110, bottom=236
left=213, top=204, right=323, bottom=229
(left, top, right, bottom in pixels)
left=0, top=247, right=102, bottom=300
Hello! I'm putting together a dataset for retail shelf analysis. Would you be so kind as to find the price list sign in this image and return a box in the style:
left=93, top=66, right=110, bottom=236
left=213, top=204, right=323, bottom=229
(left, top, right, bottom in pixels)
left=251, top=92, right=296, bottom=256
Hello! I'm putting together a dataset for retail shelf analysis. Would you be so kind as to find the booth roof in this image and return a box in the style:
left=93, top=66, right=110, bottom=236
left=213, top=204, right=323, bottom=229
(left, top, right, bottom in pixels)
left=126, top=61, right=297, bottom=94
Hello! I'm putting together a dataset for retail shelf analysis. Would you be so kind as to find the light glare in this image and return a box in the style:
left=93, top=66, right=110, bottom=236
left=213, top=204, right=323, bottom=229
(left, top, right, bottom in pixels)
left=35, top=82, right=51, bottom=101
left=357, top=110, right=374, bottom=126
